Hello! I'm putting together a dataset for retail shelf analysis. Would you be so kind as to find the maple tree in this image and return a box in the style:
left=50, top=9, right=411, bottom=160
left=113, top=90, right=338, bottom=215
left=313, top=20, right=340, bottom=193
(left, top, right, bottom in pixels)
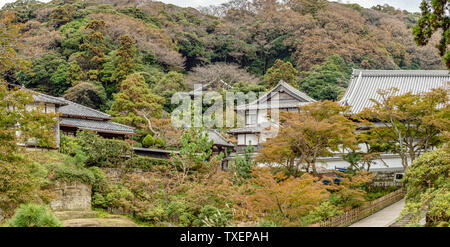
left=0, top=83, right=58, bottom=217
left=358, top=86, right=449, bottom=169
left=170, top=127, right=217, bottom=182
left=241, top=167, right=329, bottom=226
left=402, top=147, right=449, bottom=226
left=257, top=101, right=358, bottom=175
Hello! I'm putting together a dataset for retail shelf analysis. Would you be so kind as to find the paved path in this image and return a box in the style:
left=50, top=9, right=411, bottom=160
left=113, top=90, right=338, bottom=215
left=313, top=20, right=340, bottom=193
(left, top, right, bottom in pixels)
left=349, top=199, right=405, bottom=227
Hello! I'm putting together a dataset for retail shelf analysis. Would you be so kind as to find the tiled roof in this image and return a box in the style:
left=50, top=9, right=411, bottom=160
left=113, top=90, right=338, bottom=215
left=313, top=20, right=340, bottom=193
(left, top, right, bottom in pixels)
left=60, top=117, right=135, bottom=135
left=236, top=80, right=315, bottom=110
left=340, top=70, right=450, bottom=114
left=59, top=100, right=112, bottom=120
left=207, top=129, right=234, bottom=147
left=33, top=93, right=68, bottom=106
left=227, top=126, right=265, bottom=134
left=21, top=88, right=135, bottom=135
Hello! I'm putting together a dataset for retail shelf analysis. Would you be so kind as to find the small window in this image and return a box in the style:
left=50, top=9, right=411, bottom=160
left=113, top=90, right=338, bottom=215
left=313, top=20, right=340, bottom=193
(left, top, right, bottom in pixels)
left=394, top=173, right=404, bottom=182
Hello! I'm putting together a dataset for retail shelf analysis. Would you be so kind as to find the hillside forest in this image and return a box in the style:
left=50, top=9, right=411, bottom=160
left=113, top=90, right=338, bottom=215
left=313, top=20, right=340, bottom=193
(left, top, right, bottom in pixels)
left=2, top=0, right=446, bottom=104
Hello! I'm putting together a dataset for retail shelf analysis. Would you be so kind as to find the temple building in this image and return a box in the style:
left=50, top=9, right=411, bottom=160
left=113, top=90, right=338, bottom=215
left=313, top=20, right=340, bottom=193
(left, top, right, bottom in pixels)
left=228, top=80, right=315, bottom=153
left=24, top=88, right=135, bottom=148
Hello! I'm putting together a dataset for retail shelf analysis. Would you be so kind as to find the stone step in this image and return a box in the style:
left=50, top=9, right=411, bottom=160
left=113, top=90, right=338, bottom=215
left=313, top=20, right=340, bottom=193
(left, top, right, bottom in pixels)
left=62, top=217, right=138, bottom=227
left=54, top=210, right=99, bottom=221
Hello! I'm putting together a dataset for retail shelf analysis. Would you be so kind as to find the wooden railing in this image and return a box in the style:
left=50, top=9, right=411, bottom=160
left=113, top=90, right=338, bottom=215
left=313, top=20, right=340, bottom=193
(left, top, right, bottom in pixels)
left=313, top=188, right=406, bottom=227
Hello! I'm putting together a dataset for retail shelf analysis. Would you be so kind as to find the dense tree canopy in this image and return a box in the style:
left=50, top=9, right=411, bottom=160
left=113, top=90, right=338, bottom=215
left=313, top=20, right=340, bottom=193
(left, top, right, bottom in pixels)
left=413, top=0, right=450, bottom=68
left=1, top=0, right=443, bottom=105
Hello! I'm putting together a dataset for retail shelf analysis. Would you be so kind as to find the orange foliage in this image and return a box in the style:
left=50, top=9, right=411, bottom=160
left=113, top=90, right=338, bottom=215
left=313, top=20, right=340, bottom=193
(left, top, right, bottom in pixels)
left=236, top=167, right=329, bottom=226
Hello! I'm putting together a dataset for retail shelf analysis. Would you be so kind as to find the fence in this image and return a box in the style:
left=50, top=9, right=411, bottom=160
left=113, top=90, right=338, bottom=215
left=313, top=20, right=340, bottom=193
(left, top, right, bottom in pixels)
left=314, top=188, right=406, bottom=227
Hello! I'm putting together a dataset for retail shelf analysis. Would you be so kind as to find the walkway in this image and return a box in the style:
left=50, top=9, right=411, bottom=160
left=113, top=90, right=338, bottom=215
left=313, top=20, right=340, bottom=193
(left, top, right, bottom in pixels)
left=349, top=199, right=405, bottom=227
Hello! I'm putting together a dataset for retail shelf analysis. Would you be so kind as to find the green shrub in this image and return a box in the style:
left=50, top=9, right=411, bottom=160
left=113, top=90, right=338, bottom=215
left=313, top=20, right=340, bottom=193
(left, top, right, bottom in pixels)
left=142, top=134, right=155, bottom=148
left=92, top=193, right=108, bottom=209
left=92, top=184, right=134, bottom=212
left=154, top=138, right=166, bottom=148
left=402, top=148, right=449, bottom=226
left=89, top=166, right=106, bottom=191
left=144, top=204, right=169, bottom=223
left=165, top=198, right=195, bottom=227
left=61, top=130, right=133, bottom=168
left=302, top=201, right=343, bottom=225
left=364, top=186, right=399, bottom=201
left=259, top=220, right=280, bottom=227
left=427, top=191, right=450, bottom=225
left=60, top=135, right=80, bottom=156
left=126, top=156, right=170, bottom=170
left=142, top=134, right=166, bottom=148
left=46, top=163, right=96, bottom=185
left=8, top=204, right=62, bottom=227
left=193, top=205, right=231, bottom=227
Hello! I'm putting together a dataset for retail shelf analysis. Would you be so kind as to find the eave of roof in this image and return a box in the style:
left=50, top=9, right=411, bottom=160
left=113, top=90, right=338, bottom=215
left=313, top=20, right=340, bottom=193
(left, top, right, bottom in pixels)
left=227, top=126, right=264, bottom=134
left=60, top=117, right=135, bottom=135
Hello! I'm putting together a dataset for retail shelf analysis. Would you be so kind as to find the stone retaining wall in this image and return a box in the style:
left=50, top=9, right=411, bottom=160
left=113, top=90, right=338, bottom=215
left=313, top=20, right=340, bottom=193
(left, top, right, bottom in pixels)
left=50, top=181, right=92, bottom=211
left=371, top=169, right=404, bottom=187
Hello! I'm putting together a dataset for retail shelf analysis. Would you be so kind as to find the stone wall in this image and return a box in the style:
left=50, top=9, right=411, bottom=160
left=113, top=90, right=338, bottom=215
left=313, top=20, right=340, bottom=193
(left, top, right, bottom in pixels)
left=101, top=168, right=145, bottom=183
left=371, top=169, right=404, bottom=187
left=50, top=181, right=92, bottom=211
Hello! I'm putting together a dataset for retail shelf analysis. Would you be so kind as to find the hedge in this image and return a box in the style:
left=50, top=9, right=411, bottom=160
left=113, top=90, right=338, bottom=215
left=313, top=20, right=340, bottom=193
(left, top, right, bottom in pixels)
left=46, top=163, right=96, bottom=185
left=125, top=156, right=171, bottom=170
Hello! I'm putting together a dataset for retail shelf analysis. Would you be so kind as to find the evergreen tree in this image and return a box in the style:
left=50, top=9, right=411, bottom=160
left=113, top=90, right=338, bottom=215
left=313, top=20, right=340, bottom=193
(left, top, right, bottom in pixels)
left=108, top=73, right=164, bottom=133
left=112, top=34, right=136, bottom=84
left=80, top=20, right=106, bottom=77
left=264, top=59, right=298, bottom=88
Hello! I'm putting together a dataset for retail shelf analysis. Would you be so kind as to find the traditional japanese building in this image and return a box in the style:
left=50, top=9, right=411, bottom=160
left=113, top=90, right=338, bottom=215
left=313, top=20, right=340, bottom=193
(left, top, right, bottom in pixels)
left=58, top=99, right=135, bottom=139
left=228, top=80, right=315, bottom=153
left=22, top=88, right=135, bottom=146
left=325, top=69, right=450, bottom=173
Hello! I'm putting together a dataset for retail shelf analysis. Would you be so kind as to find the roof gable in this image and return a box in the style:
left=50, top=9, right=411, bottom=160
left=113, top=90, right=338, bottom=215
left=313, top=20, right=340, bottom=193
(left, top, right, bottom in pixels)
left=236, top=80, right=315, bottom=110
left=340, top=69, right=450, bottom=114
left=207, top=129, right=234, bottom=147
